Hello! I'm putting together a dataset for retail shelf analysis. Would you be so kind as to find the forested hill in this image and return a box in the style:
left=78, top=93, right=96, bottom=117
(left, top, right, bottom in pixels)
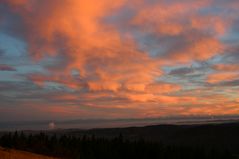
left=1, top=122, right=239, bottom=159
left=66, top=121, right=239, bottom=145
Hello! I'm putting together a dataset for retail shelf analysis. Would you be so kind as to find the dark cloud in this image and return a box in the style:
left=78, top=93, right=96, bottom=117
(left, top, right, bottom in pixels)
left=169, top=67, right=194, bottom=75
left=219, top=79, right=239, bottom=87
left=226, top=52, right=239, bottom=64
left=0, top=64, right=16, bottom=71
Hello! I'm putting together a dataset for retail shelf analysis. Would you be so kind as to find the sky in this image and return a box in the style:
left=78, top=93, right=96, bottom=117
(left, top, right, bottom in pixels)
left=0, top=0, right=239, bottom=121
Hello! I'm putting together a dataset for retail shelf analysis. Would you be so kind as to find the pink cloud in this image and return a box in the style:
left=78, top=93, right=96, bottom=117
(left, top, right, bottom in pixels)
left=1, top=0, right=238, bottom=119
left=130, top=0, right=227, bottom=64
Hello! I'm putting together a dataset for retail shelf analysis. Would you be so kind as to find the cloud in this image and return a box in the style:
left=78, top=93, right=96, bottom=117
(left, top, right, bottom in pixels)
left=50, top=93, right=79, bottom=102
left=128, top=0, right=232, bottom=67
left=236, top=98, right=239, bottom=103
left=132, top=0, right=223, bottom=35
left=0, top=0, right=229, bottom=87
left=88, top=80, right=121, bottom=92
left=145, top=82, right=181, bottom=94
left=216, top=79, right=239, bottom=87
left=2, top=0, right=161, bottom=91
left=166, top=34, right=223, bottom=63
left=125, top=93, right=196, bottom=104
left=132, top=1, right=225, bottom=53
left=169, top=67, right=194, bottom=75
left=207, top=72, right=239, bottom=84
left=213, top=64, right=239, bottom=72
left=0, top=0, right=239, bottom=120
left=208, top=63, right=239, bottom=84
left=0, top=64, right=16, bottom=71
left=27, top=73, right=81, bottom=89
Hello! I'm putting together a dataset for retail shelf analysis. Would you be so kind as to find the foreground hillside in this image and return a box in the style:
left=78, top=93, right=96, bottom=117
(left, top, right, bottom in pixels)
left=1, top=122, right=239, bottom=159
left=0, top=147, right=58, bottom=159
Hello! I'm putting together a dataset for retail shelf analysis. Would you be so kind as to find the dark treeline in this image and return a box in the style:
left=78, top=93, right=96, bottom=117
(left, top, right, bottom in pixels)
left=0, top=131, right=236, bottom=159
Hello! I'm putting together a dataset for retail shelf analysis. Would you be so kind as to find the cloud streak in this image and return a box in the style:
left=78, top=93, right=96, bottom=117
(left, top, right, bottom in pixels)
left=0, top=64, right=16, bottom=71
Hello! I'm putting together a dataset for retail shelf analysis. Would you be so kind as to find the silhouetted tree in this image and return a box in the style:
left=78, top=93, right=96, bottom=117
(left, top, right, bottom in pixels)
left=0, top=131, right=236, bottom=159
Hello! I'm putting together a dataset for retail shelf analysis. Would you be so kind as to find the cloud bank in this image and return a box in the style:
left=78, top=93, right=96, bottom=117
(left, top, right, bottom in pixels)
left=0, top=0, right=238, bottom=120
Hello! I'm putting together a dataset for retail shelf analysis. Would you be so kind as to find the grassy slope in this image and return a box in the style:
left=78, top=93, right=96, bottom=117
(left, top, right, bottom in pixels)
left=0, top=147, right=59, bottom=159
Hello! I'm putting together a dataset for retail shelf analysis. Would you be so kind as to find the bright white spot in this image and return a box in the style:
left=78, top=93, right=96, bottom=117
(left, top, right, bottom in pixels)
left=48, top=122, right=56, bottom=129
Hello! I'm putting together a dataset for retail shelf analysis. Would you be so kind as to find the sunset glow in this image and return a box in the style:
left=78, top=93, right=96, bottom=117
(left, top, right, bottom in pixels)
left=0, top=0, right=239, bottom=121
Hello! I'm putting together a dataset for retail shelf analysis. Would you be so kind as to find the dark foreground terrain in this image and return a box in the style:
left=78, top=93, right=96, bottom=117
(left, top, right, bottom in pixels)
left=1, top=122, right=239, bottom=159
left=0, top=146, right=58, bottom=159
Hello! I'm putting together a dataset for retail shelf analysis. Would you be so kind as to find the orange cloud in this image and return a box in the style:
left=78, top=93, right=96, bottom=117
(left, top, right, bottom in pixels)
left=145, top=83, right=181, bottom=94
left=190, top=16, right=228, bottom=35
left=132, top=0, right=225, bottom=34
left=213, top=64, right=239, bottom=72
left=161, top=32, right=224, bottom=64
left=132, top=0, right=211, bottom=35
left=125, top=92, right=197, bottom=104
left=1, top=0, right=238, bottom=119
left=235, top=98, right=239, bottom=103
left=183, top=102, right=239, bottom=116
left=4, top=0, right=162, bottom=93
left=131, top=0, right=226, bottom=64
left=88, top=81, right=121, bottom=92
left=126, top=93, right=155, bottom=102
left=207, top=72, right=239, bottom=84
left=124, top=82, right=180, bottom=93
left=124, top=83, right=146, bottom=92
left=3, top=0, right=226, bottom=90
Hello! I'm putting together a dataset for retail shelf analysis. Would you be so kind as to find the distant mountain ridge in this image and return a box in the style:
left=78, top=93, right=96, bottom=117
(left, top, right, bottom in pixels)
left=1, top=115, right=239, bottom=131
